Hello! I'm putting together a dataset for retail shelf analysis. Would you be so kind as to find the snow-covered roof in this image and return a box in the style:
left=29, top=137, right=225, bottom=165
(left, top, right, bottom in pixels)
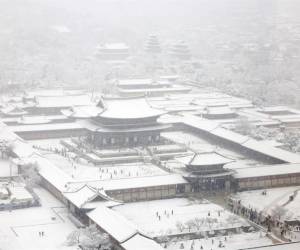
left=11, top=122, right=83, bottom=133
left=35, top=94, right=93, bottom=108
left=87, top=206, right=138, bottom=243
left=191, top=95, right=253, bottom=109
left=121, top=234, right=164, bottom=250
left=210, top=127, right=250, bottom=144
left=28, top=155, right=72, bottom=192
left=18, top=116, right=51, bottom=124
left=183, top=115, right=220, bottom=131
left=10, top=139, right=37, bottom=158
left=97, top=43, right=129, bottom=50
left=1, top=106, right=28, bottom=115
left=234, top=163, right=300, bottom=179
left=205, top=106, right=235, bottom=115
left=97, top=97, right=166, bottom=119
left=242, top=139, right=300, bottom=164
left=159, top=75, right=179, bottom=80
left=61, top=106, right=103, bottom=118
left=63, top=184, right=120, bottom=209
left=9, top=185, right=33, bottom=201
left=24, top=89, right=65, bottom=98
left=24, top=89, right=86, bottom=98
left=92, top=123, right=170, bottom=133
left=183, top=115, right=300, bottom=164
left=260, top=106, right=292, bottom=113
left=177, top=152, right=233, bottom=166
left=117, top=79, right=153, bottom=86
left=0, top=124, right=19, bottom=141
left=80, top=174, right=187, bottom=191
left=117, top=86, right=191, bottom=94
left=64, top=185, right=103, bottom=208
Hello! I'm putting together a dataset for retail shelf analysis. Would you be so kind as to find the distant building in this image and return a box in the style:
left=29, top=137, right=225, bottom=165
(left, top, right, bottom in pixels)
left=1, top=106, right=28, bottom=117
left=26, top=94, right=94, bottom=115
left=96, top=43, right=130, bottom=61
left=201, top=105, right=238, bottom=120
left=169, top=41, right=191, bottom=60
left=145, top=35, right=161, bottom=54
left=116, top=78, right=191, bottom=97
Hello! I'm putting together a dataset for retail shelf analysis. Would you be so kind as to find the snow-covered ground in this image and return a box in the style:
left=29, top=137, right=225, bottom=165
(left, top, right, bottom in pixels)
left=165, top=232, right=273, bottom=250
left=113, top=198, right=249, bottom=237
left=41, top=152, right=168, bottom=181
left=29, top=139, right=66, bottom=151
left=0, top=187, right=77, bottom=250
left=231, top=186, right=300, bottom=221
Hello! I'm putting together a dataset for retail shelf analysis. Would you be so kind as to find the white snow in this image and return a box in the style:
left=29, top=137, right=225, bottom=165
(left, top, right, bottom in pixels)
left=234, top=163, right=300, bottom=179
left=42, top=152, right=168, bottom=181
left=11, top=122, right=83, bottom=132
left=231, top=186, right=300, bottom=221
left=35, top=94, right=93, bottom=108
left=166, top=232, right=273, bottom=250
left=177, top=152, right=233, bottom=166
left=97, top=43, right=129, bottom=50
left=113, top=198, right=249, bottom=237
left=87, top=205, right=138, bottom=243
left=0, top=187, right=77, bottom=250
left=98, top=97, right=166, bottom=119
left=121, top=234, right=164, bottom=250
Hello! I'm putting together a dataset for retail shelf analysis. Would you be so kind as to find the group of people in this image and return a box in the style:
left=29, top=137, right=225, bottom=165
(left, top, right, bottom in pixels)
left=178, top=237, right=227, bottom=249
left=38, top=231, right=45, bottom=237
left=156, top=209, right=174, bottom=221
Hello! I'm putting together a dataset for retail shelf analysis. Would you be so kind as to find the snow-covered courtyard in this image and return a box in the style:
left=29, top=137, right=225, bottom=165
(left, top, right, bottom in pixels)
left=41, top=151, right=168, bottom=181
left=113, top=198, right=250, bottom=237
left=231, top=186, right=300, bottom=221
left=0, top=187, right=77, bottom=250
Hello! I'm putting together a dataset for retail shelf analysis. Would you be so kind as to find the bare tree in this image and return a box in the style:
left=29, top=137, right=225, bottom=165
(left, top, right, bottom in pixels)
left=66, top=224, right=112, bottom=250
left=185, top=219, right=196, bottom=232
left=21, top=162, right=41, bottom=189
left=194, top=217, right=204, bottom=231
left=176, top=221, right=185, bottom=232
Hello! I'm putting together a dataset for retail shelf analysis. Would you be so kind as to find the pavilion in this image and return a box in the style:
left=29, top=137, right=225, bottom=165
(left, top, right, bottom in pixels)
left=177, top=152, right=234, bottom=192
left=83, top=96, right=171, bottom=147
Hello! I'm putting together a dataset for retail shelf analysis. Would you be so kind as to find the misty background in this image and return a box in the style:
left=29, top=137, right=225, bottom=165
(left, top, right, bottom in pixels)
left=1, top=0, right=300, bottom=106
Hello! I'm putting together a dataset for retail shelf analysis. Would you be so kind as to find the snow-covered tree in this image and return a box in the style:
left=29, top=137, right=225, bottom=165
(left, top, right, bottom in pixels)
left=226, top=215, right=240, bottom=227
left=278, top=131, right=300, bottom=153
left=21, top=162, right=41, bottom=189
left=176, top=221, right=185, bottom=232
left=234, top=117, right=254, bottom=136
left=66, top=224, right=112, bottom=250
left=194, top=217, right=204, bottom=230
left=271, top=205, right=287, bottom=222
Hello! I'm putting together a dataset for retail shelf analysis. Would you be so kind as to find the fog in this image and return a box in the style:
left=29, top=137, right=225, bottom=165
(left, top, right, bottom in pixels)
left=1, top=0, right=300, bottom=106
left=2, top=2, right=300, bottom=249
